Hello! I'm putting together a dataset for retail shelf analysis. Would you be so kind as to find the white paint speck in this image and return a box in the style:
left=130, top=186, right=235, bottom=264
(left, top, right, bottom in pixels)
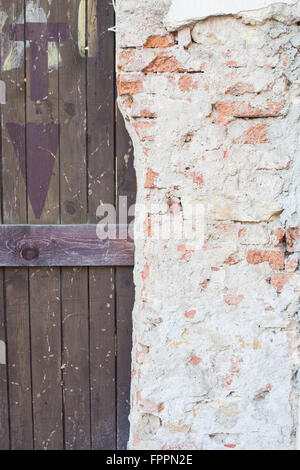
left=0, top=340, right=6, bottom=365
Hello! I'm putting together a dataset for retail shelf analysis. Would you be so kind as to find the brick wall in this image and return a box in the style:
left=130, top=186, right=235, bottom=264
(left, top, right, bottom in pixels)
left=117, top=0, right=300, bottom=450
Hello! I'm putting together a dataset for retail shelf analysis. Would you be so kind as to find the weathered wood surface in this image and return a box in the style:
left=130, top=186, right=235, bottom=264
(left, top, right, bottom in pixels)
left=0, top=270, right=9, bottom=450
left=0, top=0, right=135, bottom=450
left=59, top=0, right=90, bottom=451
left=87, top=0, right=118, bottom=451
left=0, top=225, right=134, bottom=267
left=1, top=0, right=34, bottom=450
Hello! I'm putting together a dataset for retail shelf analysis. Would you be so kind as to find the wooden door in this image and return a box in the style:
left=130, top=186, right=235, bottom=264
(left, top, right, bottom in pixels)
left=0, top=0, right=135, bottom=450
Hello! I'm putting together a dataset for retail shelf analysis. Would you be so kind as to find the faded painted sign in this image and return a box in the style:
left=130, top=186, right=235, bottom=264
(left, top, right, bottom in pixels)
left=7, top=123, right=59, bottom=219
left=10, top=22, right=68, bottom=102
left=3, top=1, right=63, bottom=72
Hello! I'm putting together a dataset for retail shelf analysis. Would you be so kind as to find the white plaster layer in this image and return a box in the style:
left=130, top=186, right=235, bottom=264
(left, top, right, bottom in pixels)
left=117, top=0, right=300, bottom=450
left=165, top=0, right=299, bottom=30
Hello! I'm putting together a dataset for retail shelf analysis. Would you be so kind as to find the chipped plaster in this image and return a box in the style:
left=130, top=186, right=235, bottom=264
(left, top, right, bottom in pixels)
left=165, top=0, right=299, bottom=30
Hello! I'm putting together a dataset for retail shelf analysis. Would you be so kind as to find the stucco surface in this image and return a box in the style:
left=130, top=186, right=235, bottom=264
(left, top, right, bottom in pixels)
left=165, top=0, right=299, bottom=30
left=117, top=0, right=300, bottom=450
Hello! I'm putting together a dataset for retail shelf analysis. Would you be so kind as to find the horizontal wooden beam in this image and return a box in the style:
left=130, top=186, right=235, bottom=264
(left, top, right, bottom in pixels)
left=0, top=225, right=134, bottom=267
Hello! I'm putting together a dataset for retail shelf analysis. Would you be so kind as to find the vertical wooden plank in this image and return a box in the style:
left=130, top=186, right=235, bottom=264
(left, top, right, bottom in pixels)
left=1, top=0, right=33, bottom=450
left=4, top=268, right=33, bottom=449
left=29, top=267, right=62, bottom=450
left=87, top=0, right=115, bottom=221
left=25, top=0, right=63, bottom=450
left=1, top=0, right=27, bottom=223
left=61, top=267, right=90, bottom=450
left=87, top=0, right=116, bottom=450
left=116, top=109, right=136, bottom=450
left=58, top=0, right=90, bottom=449
left=25, top=0, right=60, bottom=225
left=0, top=1, right=10, bottom=449
left=59, top=0, right=87, bottom=225
left=0, top=270, right=9, bottom=450
left=89, top=266, right=115, bottom=450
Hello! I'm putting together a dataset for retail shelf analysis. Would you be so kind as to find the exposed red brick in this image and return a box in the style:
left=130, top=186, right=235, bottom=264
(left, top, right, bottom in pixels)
left=133, top=121, right=156, bottom=141
left=188, top=355, right=202, bottom=366
left=271, top=227, right=286, bottom=246
left=224, top=252, right=239, bottom=265
left=138, top=394, right=163, bottom=413
left=178, top=244, right=195, bottom=261
left=271, top=274, right=293, bottom=293
left=247, top=250, right=285, bottom=270
left=226, top=82, right=255, bottom=96
left=235, top=124, right=268, bottom=144
left=224, top=294, right=244, bottom=306
left=224, top=444, right=237, bottom=449
left=227, top=61, right=238, bottom=67
left=178, top=75, right=198, bottom=92
left=184, top=310, right=196, bottom=319
left=144, top=217, right=153, bottom=237
left=144, top=34, right=175, bottom=48
left=145, top=168, right=159, bottom=189
left=117, top=75, right=143, bottom=95
left=142, top=54, right=186, bottom=73
left=158, top=402, right=164, bottom=413
left=286, top=228, right=300, bottom=253
left=142, top=264, right=150, bottom=281
left=167, top=198, right=181, bottom=215
left=118, top=50, right=135, bottom=71
left=285, top=257, right=298, bottom=273
left=177, top=169, right=204, bottom=186
left=139, top=109, right=157, bottom=118
left=216, top=101, right=283, bottom=125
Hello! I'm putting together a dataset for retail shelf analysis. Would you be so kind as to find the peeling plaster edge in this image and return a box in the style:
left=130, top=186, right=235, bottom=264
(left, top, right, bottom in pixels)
left=164, top=0, right=300, bottom=31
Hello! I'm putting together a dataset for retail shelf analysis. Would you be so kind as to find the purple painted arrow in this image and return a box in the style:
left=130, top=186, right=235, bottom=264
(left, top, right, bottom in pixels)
left=7, top=122, right=59, bottom=219
left=10, top=23, right=68, bottom=102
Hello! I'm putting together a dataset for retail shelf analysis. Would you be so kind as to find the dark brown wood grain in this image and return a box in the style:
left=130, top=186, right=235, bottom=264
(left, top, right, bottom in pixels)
left=1, top=0, right=27, bottom=223
left=89, top=267, right=116, bottom=450
left=0, top=0, right=135, bottom=450
left=1, top=0, right=34, bottom=450
left=59, top=0, right=87, bottom=225
left=87, top=0, right=117, bottom=450
left=26, top=1, right=64, bottom=450
left=29, top=267, right=63, bottom=450
left=0, top=269, right=9, bottom=450
left=0, top=1, right=10, bottom=450
left=0, top=224, right=134, bottom=267
left=61, top=267, right=90, bottom=450
left=58, top=0, right=90, bottom=450
left=5, top=267, right=33, bottom=450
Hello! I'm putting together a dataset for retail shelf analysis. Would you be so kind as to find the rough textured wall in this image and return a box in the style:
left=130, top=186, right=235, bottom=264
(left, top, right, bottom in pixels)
left=117, top=0, right=300, bottom=450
